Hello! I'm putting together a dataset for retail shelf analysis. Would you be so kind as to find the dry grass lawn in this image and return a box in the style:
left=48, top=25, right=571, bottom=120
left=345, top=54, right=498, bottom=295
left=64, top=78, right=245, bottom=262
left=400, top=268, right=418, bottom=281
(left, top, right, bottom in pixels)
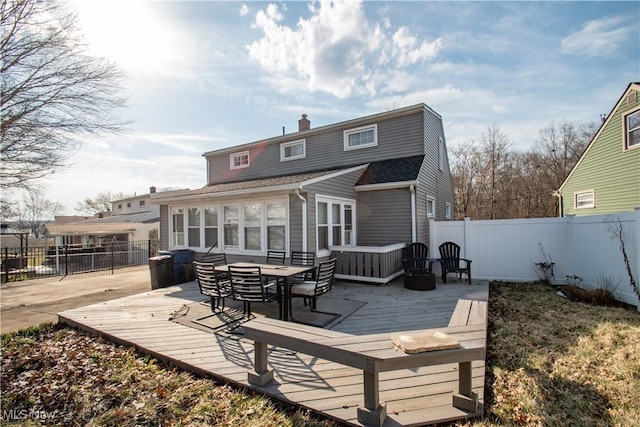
left=1, top=282, right=639, bottom=426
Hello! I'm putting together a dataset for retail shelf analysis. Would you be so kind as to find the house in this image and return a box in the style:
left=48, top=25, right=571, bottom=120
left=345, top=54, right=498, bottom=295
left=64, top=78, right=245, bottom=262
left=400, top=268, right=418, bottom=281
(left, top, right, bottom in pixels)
left=557, top=82, right=640, bottom=216
left=45, top=187, right=161, bottom=247
left=152, top=104, right=455, bottom=282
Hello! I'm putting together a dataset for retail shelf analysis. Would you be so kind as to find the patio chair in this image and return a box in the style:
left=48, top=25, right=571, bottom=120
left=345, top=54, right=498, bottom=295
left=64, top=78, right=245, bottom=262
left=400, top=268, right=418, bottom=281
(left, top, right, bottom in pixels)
left=402, top=242, right=435, bottom=290
left=289, top=258, right=339, bottom=326
left=290, top=251, right=317, bottom=280
left=192, top=261, right=232, bottom=323
left=228, top=265, right=279, bottom=318
left=266, top=250, right=286, bottom=265
left=197, top=252, right=229, bottom=279
left=438, top=241, right=472, bottom=284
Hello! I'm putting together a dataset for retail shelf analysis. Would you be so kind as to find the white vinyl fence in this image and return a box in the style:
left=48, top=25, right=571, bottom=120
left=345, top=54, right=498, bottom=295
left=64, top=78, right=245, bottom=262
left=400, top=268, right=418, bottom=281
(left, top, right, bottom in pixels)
left=429, top=208, right=640, bottom=310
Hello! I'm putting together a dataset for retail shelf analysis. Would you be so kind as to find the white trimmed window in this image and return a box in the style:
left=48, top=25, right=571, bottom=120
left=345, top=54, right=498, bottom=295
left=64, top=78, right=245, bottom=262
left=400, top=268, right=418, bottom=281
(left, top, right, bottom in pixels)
left=344, top=124, right=377, bottom=151
left=187, top=207, right=201, bottom=248
left=230, top=150, right=250, bottom=169
left=575, top=190, right=595, bottom=209
left=171, top=208, right=185, bottom=246
left=203, top=206, right=218, bottom=249
left=426, top=196, right=436, bottom=218
left=624, top=109, right=640, bottom=150
left=281, top=139, right=306, bottom=161
left=170, top=199, right=287, bottom=252
left=317, top=196, right=355, bottom=255
left=445, top=202, right=452, bottom=219
left=223, top=205, right=239, bottom=249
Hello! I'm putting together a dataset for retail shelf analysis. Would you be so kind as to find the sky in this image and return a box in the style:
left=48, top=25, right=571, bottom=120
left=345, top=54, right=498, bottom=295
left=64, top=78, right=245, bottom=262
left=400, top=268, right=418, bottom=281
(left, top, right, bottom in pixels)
left=42, top=0, right=639, bottom=214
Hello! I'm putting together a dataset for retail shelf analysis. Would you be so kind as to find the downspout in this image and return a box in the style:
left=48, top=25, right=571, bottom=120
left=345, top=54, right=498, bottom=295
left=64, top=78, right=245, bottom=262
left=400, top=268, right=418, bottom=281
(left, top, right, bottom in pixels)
left=410, top=185, right=417, bottom=242
left=295, top=187, right=307, bottom=251
left=553, top=190, right=563, bottom=217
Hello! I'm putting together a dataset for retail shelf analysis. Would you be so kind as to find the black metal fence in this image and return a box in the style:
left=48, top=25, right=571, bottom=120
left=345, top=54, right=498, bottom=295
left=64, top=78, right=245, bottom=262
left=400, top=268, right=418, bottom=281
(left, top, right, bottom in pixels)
left=1, top=240, right=159, bottom=283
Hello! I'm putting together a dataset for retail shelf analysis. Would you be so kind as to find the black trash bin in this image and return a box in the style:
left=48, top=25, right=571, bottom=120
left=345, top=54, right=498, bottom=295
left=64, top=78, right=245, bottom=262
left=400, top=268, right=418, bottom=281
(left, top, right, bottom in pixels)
left=149, top=255, right=173, bottom=289
left=159, top=249, right=194, bottom=284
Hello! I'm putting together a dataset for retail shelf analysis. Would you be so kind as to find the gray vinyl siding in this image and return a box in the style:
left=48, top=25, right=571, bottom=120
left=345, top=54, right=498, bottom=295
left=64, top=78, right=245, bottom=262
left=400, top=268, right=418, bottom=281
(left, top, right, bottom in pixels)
left=414, top=110, right=455, bottom=244
left=159, top=204, right=169, bottom=250
left=288, top=193, right=304, bottom=252
left=357, top=189, right=413, bottom=245
left=206, top=111, right=425, bottom=185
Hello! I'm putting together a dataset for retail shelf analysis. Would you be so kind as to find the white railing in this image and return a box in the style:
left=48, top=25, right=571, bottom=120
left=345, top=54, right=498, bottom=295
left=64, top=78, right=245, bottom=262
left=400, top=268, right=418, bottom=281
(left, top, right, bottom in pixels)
left=430, top=208, right=640, bottom=309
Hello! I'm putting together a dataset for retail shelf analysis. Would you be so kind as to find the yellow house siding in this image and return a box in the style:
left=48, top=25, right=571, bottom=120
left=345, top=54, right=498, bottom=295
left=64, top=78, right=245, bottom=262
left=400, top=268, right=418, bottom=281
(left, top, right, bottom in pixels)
left=561, top=85, right=640, bottom=216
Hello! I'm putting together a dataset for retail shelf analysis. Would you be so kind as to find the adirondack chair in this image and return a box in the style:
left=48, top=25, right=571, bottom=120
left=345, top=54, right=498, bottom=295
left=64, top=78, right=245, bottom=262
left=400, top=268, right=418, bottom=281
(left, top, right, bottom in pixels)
left=402, top=243, right=435, bottom=290
left=438, top=241, right=472, bottom=284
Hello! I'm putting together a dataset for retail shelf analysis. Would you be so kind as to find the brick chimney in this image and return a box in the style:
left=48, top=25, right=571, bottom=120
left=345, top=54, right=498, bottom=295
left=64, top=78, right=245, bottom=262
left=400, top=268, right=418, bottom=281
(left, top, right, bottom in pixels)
left=150, top=186, right=156, bottom=193
left=298, top=114, right=310, bottom=131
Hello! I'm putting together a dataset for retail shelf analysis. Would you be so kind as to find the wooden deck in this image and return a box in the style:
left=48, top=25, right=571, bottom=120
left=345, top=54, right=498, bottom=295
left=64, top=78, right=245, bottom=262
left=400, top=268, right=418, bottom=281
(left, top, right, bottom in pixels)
left=58, top=277, right=489, bottom=427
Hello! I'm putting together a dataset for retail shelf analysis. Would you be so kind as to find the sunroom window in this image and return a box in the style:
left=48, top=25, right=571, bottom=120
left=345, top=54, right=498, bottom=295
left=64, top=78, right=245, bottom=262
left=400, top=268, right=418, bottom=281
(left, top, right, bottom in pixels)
left=172, top=208, right=185, bottom=246
left=170, top=199, right=287, bottom=252
left=317, top=197, right=355, bottom=254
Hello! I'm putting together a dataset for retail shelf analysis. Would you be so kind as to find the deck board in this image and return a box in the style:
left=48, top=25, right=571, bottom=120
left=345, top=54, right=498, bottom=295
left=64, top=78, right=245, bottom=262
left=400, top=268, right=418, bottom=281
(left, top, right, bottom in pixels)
left=58, top=277, right=488, bottom=426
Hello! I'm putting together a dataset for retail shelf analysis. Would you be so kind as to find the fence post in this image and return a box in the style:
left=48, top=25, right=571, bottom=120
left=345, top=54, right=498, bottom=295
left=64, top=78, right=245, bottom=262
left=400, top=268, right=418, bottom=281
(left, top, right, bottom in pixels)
left=64, top=245, right=69, bottom=276
left=566, top=214, right=575, bottom=280
left=148, top=240, right=151, bottom=261
left=635, top=208, right=640, bottom=313
left=110, top=241, right=115, bottom=274
left=463, top=217, right=470, bottom=258
left=2, top=247, right=7, bottom=283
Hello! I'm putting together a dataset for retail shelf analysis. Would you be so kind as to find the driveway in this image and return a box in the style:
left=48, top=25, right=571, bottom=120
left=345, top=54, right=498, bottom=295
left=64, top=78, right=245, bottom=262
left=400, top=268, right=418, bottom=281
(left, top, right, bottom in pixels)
left=1, top=266, right=152, bottom=333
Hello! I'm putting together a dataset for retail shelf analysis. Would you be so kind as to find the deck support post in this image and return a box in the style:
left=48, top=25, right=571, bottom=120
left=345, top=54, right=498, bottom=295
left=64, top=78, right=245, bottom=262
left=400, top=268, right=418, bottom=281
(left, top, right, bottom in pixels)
left=357, top=369, right=387, bottom=427
left=247, top=341, right=274, bottom=386
left=452, top=361, right=479, bottom=412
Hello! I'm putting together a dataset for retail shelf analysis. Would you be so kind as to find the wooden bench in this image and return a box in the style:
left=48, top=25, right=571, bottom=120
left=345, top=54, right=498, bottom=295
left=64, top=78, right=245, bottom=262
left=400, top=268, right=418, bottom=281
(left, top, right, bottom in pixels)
left=448, top=298, right=488, bottom=327
left=242, top=303, right=487, bottom=427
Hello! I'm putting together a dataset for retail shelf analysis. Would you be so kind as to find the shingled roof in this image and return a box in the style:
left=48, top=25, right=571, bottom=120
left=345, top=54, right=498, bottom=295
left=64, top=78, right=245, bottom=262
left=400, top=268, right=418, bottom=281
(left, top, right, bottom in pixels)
left=356, top=155, right=424, bottom=186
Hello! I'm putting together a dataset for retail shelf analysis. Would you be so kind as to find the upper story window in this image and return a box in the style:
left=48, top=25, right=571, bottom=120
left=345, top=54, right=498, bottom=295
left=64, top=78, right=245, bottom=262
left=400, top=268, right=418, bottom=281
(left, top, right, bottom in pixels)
left=117, top=204, right=122, bottom=210
left=127, top=202, right=131, bottom=208
left=575, top=190, right=595, bottom=209
left=445, top=202, right=452, bottom=219
left=281, top=139, right=306, bottom=161
left=624, top=109, right=640, bottom=150
left=230, top=150, right=250, bottom=170
left=139, top=200, right=145, bottom=206
left=438, top=137, right=445, bottom=171
left=344, top=124, right=378, bottom=151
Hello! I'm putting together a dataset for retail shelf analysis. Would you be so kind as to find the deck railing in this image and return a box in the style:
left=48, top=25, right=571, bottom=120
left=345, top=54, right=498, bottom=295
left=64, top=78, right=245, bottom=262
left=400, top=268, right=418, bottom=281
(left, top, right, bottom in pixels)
left=330, top=243, right=406, bottom=284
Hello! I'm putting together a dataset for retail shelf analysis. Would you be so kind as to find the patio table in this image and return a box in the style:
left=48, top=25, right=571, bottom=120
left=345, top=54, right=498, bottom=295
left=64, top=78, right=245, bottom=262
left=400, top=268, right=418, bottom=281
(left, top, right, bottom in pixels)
left=215, top=262, right=315, bottom=321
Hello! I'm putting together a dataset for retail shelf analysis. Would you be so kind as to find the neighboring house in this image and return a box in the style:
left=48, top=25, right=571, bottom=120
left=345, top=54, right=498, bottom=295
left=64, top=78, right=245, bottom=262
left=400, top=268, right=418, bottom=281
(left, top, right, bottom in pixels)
left=45, top=187, right=161, bottom=246
left=152, top=104, right=455, bottom=266
left=557, top=82, right=640, bottom=216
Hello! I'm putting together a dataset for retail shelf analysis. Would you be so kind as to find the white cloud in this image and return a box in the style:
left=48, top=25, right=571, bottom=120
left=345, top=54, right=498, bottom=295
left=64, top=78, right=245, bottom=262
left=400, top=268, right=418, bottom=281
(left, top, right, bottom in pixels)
left=246, top=0, right=442, bottom=98
left=561, top=16, right=632, bottom=57
left=240, top=4, right=249, bottom=16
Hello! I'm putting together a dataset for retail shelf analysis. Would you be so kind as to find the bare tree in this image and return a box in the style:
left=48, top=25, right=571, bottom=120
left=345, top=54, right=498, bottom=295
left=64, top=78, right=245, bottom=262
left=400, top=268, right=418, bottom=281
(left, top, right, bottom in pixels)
left=12, top=190, right=64, bottom=237
left=75, top=191, right=131, bottom=215
left=1, top=0, right=128, bottom=191
left=450, top=142, right=484, bottom=219
left=533, top=119, right=597, bottom=215
left=480, top=123, right=511, bottom=219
